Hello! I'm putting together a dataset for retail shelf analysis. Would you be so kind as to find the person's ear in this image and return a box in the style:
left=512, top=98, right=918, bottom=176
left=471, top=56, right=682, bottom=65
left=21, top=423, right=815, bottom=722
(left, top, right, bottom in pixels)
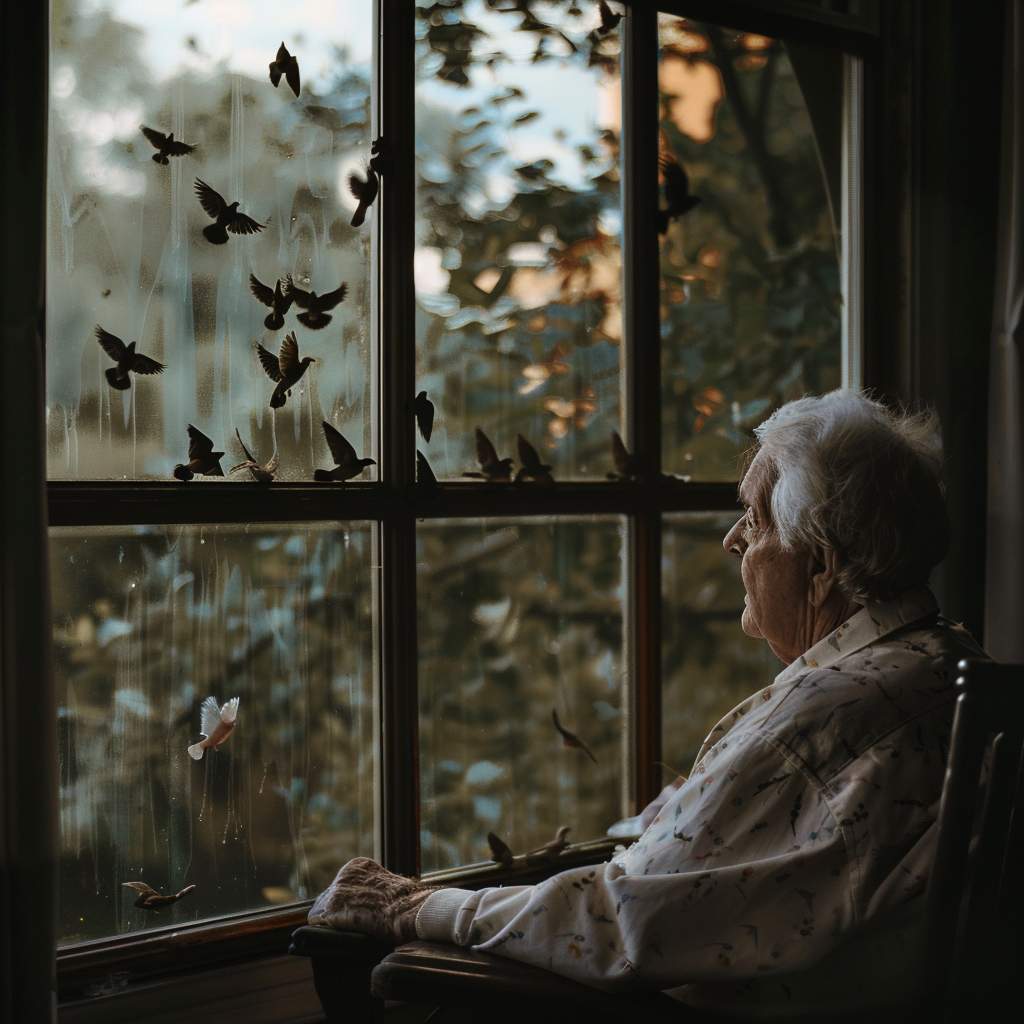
left=809, top=545, right=840, bottom=607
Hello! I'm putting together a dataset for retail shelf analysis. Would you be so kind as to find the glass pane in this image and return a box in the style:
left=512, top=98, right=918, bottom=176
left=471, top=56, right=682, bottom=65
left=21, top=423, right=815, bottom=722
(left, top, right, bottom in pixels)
left=414, top=1, right=625, bottom=482
left=418, top=517, right=627, bottom=872
left=47, top=0, right=375, bottom=481
left=658, top=15, right=845, bottom=480
left=661, top=513, right=778, bottom=783
left=52, top=523, right=377, bottom=945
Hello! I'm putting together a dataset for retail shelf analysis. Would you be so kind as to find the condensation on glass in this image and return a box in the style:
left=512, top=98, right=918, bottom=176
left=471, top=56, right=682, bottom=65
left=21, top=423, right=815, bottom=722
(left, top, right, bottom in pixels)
left=47, top=0, right=375, bottom=481
left=414, top=2, right=625, bottom=481
left=661, top=513, right=779, bottom=785
left=658, top=14, right=848, bottom=480
left=417, top=517, right=628, bottom=873
left=52, top=523, right=377, bottom=945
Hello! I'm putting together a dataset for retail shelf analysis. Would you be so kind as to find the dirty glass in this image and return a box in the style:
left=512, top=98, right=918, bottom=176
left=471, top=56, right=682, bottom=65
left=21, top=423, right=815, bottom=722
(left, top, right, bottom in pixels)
left=414, top=1, right=625, bottom=482
left=52, top=523, right=377, bottom=945
left=47, top=0, right=375, bottom=481
left=417, top=518, right=628, bottom=872
left=661, top=513, right=779, bottom=784
left=658, top=15, right=845, bottom=480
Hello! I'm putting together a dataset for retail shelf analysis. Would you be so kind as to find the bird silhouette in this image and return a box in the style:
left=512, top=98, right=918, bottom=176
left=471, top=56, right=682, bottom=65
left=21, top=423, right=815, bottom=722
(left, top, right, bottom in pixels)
left=487, top=832, right=514, bottom=869
left=254, top=333, right=315, bottom=409
left=173, top=424, right=225, bottom=481
left=249, top=273, right=293, bottom=330
left=524, top=826, right=572, bottom=865
left=285, top=276, right=348, bottom=330
left=229, top=428, right=278, bottom=483
left=94, top=326, right=166, bottom=390
left=515, top=434, right=554, bottom=485
left=608, top=430, right=639, bottom=481
left=269, top=42, right=300, bottom=97
left=121, top=882, right=196, bottom=911
left=314, top=421, right=376, bottom=482
left=413, top=391, right=434, bottom=442
left=140, top=126, right=195, bottom=164
left=348, top=166, right=378, bottom=227
left=552, top=708, right=597, bottom=763
left=463, top=427, right=513, bottom=481
left=188, top=696, right=239, bottom=759
left=194, top=178, right=265, bottom=244
left=657, top=151, right=701, bottom=235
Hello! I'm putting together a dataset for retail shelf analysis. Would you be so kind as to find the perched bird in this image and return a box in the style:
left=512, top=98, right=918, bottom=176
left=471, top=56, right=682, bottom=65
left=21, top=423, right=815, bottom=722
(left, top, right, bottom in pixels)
left=607, top=430, right=639, bottom=481
left=94, top=326, right=166, bottom=390
left=463, top=427, right=513, bottom=481
left=249, top=273, right=294, bottom=330
left=194, top=178, right=265, bottom=245
left=552, top=708, right=598, bottom=763
left=413, top=390, right=434, bottom=442
left=348, top=166, right=378, bottom=228
left=173, top=424, right=225, bottom=481
left=188, top=695, right=240, bottom=760
left=121, top=881, right=196, bottom=911
left=416, top=450, right=438, bottom=496
left=515, top=434, right=554, bottom=485
left=254, top=333, right=315, bottom=409
left=229, top=428, right=278, bottom=483
left=487, top=832, right=514, bottom=869
left=525, top=826, right=572, bottom=866
left=657, top=151, right=701, bottom=235
left=269, top=42, right=300, bottom=97
left=314, top=421, right=375, bottom=482
left=140, top=126, right=196, bottom=165
left=286, top=276, right=348, bottom=330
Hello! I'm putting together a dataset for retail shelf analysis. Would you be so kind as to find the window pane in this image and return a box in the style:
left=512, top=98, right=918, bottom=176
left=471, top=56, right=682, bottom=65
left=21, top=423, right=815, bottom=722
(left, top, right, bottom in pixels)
left=658, top=16, right=846, bottom=480
left=47, top=0, right=375, bottom=481
left=415, top=1, right=625, bottom=482
left=661, top=513, right=778, bottom=783
left=52, top=523, right=377, bottom=945
left=418, top=518, right=628, bottom=872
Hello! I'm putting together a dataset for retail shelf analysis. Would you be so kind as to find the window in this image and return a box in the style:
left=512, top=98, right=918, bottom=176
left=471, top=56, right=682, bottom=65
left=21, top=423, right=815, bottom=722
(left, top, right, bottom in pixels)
left=34, top=0, right=877, bottom=1008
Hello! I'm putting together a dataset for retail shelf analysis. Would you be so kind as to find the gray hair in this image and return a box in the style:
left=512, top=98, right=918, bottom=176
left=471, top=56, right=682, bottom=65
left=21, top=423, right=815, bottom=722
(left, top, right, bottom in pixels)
left=751, top=390, right=950, bottom=602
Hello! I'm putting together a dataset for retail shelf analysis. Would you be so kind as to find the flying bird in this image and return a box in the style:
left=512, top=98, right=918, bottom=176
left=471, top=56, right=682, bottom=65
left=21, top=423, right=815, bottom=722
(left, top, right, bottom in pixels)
left=121, top=882, right=197, bottom=911
left=188, top=695, right=240, bottom=760
left=269, top=42, right=300, bottom=97
left=515, top=434, right=554, bottom=485
left=657, top=151, right=701, bottom=235
left=285, top=276, right=348, bottom=330
left=173, top=424, right=224, bottom=481
left=94, top=326, right=166, bottom=390
left=229, top=428, right=278, bottom=483
left=463, top=427, right=513, bottom=481
left=140, top=126, right=196, bottom=165
left=525, top=826, right=572, bottom=865
left=608, top=430, right=639, bottom=481
left=413, top=391, right=434, bottom=442
left=487, top=832, right=514, bottom=869
left=314, top=422, right=375, bottom=482
left=552, top=708, right=597, bottom=763
left=194, top=178, right=265, bottom=244
left=254, top=333, right=315, bottom=409
left=249, top=273, right=293, bottom=330
left=597, top=1, right=623, bottom=34
left=348, top=166, right=378, bottom=227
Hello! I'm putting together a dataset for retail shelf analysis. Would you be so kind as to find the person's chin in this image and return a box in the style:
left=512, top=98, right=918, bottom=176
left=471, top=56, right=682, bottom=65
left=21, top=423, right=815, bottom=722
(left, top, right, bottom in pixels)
left=740, top=603, right=762, bottom=638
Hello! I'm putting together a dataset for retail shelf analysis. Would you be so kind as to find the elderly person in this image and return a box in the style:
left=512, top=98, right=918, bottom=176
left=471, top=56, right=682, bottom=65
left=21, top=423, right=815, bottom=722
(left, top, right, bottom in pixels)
left=309, top=390, right=986, bottom=1015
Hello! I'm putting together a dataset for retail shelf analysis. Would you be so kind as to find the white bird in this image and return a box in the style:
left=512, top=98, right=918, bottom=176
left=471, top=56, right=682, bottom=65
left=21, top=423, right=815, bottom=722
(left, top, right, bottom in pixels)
left=188, top=696, right=240, bottom=760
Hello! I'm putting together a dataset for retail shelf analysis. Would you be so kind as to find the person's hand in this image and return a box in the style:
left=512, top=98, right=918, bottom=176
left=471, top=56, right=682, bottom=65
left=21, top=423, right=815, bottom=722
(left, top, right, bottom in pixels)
left=307, top=857, right=440, bottom=944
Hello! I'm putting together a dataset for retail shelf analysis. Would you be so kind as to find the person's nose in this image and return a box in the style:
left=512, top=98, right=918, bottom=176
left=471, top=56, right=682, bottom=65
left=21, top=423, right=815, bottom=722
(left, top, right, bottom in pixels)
left=723, top=516, right=745, bottom=556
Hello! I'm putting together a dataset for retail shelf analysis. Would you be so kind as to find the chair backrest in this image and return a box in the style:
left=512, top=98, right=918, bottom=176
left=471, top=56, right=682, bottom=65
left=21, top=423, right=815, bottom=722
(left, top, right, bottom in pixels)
left=924, top=659, right=1024, bottom=1020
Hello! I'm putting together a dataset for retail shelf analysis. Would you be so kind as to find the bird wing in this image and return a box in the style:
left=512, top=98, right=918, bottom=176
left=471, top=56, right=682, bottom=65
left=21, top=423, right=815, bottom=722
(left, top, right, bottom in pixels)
left=186, top=424, right=216, bottom=460
left=254, top=342, right=283, bottom=382
left=220, top=696, right=240, bottom=723
left=165, top=137, right=196, bottom=156
left=277, top=332, right=299, bottom=377
left=276, top=42, right=290, bottom=63
left=517, top=434, right=541, bottom=471
left=314, top=282, right=348, bottom=312
left=122, top=881, right=158, bottom=897
left=417, top=450, right=437, bottom=486
left=415, top=393, right=434, bottom=442
left=348, top=168, right=377, bottom=202
left=285, top=277, right=313, bottom=310
left=199, top=695, right=222, bottom=737
left=474, top=427, right=499, bottom=468
left=140, top=126, right=167, bottom=150
left=285, top=57, right=300, bottom=97
left=226, top=211, right=265, bottom=236
left=322, top=421, right=357, bottom=466
left=249, top=273, right=275, bottom=307
left=95, top=326, right=127, bottom=360
left=193, top=178, right=225, bottom=219
left=130, top=352, right=167, bottom=376
left=234, top=427, right=256, bottom=464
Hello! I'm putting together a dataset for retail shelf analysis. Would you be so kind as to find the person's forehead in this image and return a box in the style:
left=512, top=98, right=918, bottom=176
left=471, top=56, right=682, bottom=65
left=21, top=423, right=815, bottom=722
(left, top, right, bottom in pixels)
left=738, top=450, right=770, bottom=507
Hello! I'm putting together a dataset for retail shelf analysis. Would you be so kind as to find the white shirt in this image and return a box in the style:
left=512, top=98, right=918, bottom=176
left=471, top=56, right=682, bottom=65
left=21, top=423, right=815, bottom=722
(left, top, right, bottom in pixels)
left=415, top=588, right=986, bottom=1012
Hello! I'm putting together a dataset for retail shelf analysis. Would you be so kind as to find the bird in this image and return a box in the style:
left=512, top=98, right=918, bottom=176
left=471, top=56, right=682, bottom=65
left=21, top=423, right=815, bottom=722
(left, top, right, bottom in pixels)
left=249, top=273, right=293, bottom=331
left=229, top=428, right=278, bottom=483
left=515, top=434, right=554, bottom=485
left=487, top=832, right=514, bottom=869
left=413, top=391, right=434, bottom=442
left=524, top=826, right=572, bottom=865
left=597, top=1, right=623, bottom=34
left=254, top=333, right=315, bottom=409
left=314, top=421, right=375, bottom=482
left=285, top=276, right=348, bottom=330
left=552, top=708, right=597, bottom=763
left=121, top=881, right=196, bottom=911
left=608, top=430, right=639, bottom=481
left=348, top=166, right=378, bottom=227
left=94, top=326, right=166, bottom=390
left=173, top=424, right=224, bottom=481
left=416, top=450, right=438, bottom=496
left=657, top=151, right=701, bottom=235
left=463, top=427, right=513, bottom=481
left=194, top=178, right=265, bottom=244
left=269, top=42, right=300, bottom=97
left=188, top=696, right=239, bottom=759
left=140, top=126, right=195, bottom=165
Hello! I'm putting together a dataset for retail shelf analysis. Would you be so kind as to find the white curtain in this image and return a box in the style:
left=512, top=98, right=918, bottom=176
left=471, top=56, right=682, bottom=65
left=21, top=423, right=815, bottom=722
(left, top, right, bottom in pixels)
left=985, top=1, right=1024, bottom=661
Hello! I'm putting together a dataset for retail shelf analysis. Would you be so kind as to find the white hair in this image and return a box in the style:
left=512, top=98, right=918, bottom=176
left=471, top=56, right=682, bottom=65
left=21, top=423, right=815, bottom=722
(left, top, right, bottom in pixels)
left=752, top=390, right=950, bottom=602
